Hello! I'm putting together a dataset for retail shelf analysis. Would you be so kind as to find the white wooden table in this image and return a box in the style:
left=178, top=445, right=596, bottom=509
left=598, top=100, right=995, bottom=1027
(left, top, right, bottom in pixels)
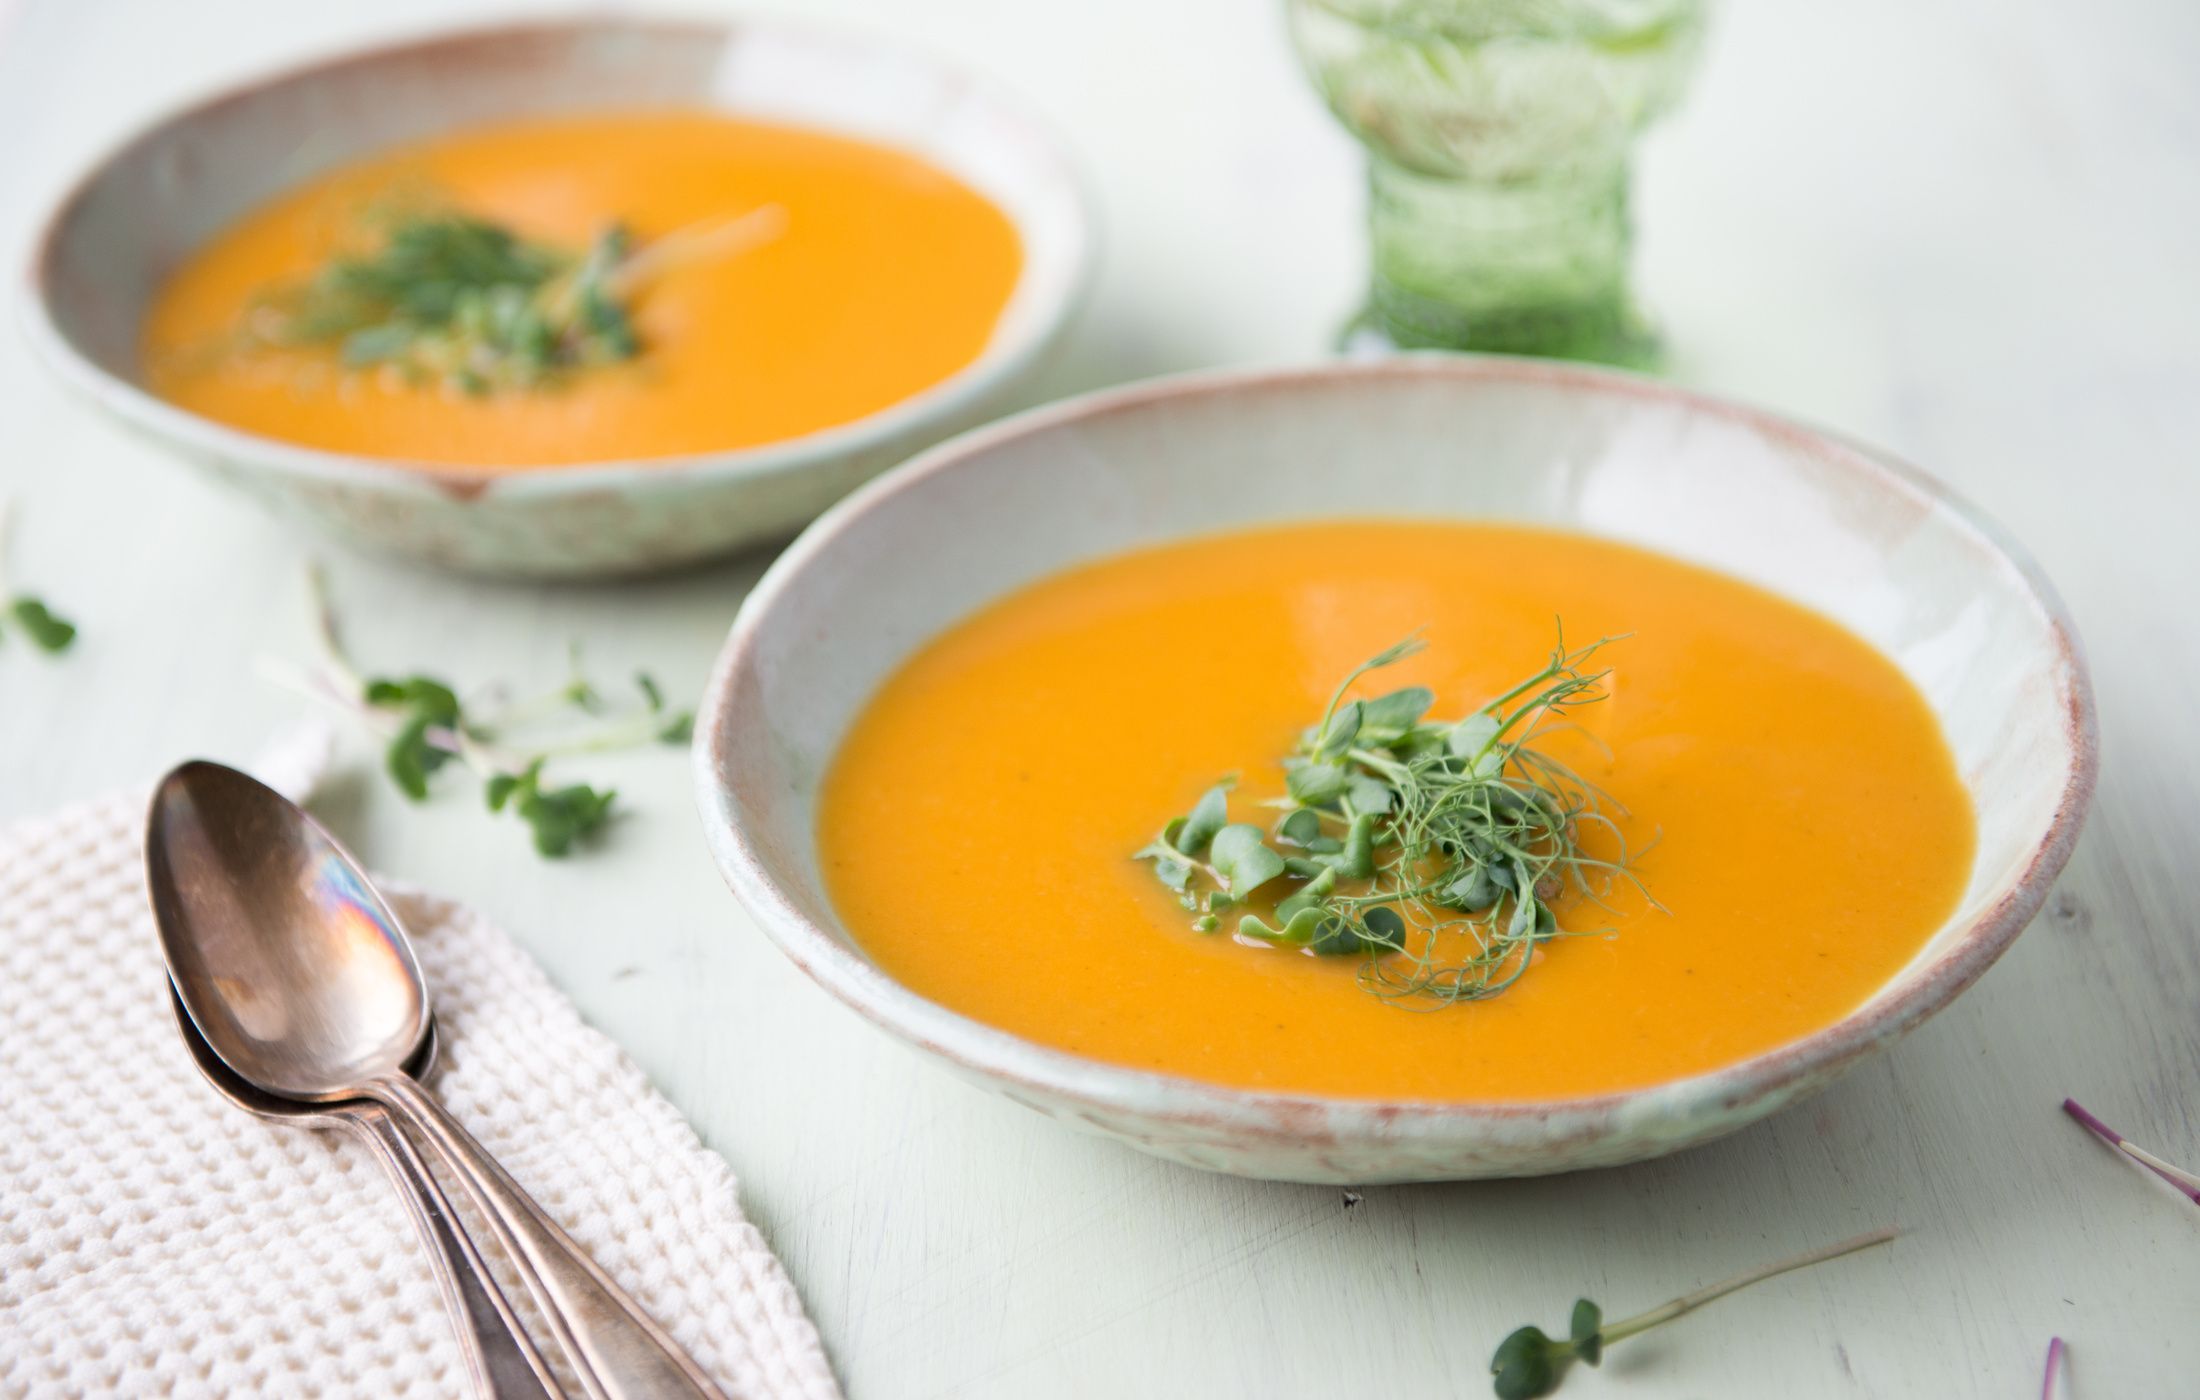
left=4, top=2, right=2193, bottom=1395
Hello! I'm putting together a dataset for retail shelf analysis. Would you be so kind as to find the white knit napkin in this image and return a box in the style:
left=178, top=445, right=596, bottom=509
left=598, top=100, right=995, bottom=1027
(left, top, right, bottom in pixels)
left=0, top=780, right=840, bottom=1400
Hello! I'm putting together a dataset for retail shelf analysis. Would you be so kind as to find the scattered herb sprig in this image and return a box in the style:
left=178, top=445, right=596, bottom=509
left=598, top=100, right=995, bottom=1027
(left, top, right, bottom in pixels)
left=0, top=498, right=77, bottom=655
left=263, top=567, right=691, bottom=856
left=1134, top=632, right=1652, bottom=1006
left=2062, top=1097, right=2200, bottom=1206
left=1489, top=1227, right=1900, bottom=1398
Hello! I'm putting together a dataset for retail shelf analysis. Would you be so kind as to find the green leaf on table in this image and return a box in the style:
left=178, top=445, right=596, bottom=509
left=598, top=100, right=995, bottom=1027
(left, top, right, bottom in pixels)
left=7, top=596, right=76, bottom=653
left=365, top=674, right=461, bottom=724
left=386, top=713, right=452, bottom=801
left=515, top=776, right=616, bottom=857
left=1490, top=1326, right=1561, bottom=1400
left=1569, top=1300, right=1603, bottom=1366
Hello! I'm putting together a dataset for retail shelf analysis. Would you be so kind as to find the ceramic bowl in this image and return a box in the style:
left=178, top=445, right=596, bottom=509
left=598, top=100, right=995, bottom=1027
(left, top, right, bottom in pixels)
left=22, top=18, right=1092, bottom=578
left=694, top=357, right=2096, bottom=1184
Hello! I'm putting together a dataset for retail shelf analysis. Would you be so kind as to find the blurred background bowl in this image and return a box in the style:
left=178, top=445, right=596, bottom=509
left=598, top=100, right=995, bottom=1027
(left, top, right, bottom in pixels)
left=21, top=16, right=1094, bottom=578
left=695, top=355, right=2095, bottom=1183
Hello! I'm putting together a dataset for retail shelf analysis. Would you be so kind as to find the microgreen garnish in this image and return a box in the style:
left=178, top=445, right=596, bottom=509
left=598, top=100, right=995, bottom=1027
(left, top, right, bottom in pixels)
left=0, top=498, right=78, bottom=656
left=1488, top=1227, right=1899, bottom=1398
left=260, top=566, right=693, bottom=857
left=254, top=201, right=785, bottom=397
left=2062, top=1097, right=2200, bottom=1206
left=1134, top=632, right=1654, bottom=1004
left=260, top=213, right=639, bottom=395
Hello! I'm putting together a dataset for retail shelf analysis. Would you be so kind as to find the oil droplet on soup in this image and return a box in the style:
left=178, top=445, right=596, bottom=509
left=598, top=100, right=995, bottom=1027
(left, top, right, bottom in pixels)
left=817, top=522, right=1976, bottom=1101
left=140, top=110, right=1022, bottom=467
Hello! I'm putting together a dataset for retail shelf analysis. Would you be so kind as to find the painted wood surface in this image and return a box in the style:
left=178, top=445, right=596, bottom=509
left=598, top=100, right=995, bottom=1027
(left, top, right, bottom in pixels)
left=2, top=1, right=2192, bottom=1395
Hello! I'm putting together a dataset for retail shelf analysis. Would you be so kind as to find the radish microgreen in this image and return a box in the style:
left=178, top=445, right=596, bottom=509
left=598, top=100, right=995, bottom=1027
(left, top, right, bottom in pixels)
left=2063, top=1097, right=2200, bottom=1206
left=1489, top=1228, right=1899, bottom=1398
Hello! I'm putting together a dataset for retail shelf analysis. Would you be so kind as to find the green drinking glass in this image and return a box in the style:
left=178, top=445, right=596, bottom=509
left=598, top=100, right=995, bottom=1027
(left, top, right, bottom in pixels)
left=1288, top=0, right=1707, bottom=367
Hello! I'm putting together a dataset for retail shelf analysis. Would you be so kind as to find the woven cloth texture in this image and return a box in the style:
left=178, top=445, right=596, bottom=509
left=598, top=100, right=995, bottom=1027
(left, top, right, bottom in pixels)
left=0, top=790, right=839, bottom=1399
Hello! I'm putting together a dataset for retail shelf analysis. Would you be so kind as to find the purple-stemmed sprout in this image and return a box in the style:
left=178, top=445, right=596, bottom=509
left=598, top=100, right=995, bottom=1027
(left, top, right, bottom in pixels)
left=2040, top=1337, right=2066, bottom=1400
left=2063, top=1098, right=2200, bottom=1206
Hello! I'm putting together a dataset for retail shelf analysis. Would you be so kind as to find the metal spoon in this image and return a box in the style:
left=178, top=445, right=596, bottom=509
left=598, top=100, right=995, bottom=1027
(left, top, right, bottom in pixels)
left=147, top=760, right=724, bottom=1400
left=168, top=987, right=561, bottom=1399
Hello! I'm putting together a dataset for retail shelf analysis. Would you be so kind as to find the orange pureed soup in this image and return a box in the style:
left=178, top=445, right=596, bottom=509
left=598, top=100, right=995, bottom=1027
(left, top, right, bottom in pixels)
left=819, top=522, right=1977, bottom=1101
left=141, top=110, right=1022, bottom=467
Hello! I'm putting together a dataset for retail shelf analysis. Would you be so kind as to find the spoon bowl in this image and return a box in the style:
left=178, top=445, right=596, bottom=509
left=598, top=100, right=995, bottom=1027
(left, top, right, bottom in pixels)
left=169, top=981, right=438, bottom=1121
left=147, top=757, right=728, bottom=1398
left=147, top=759, right=428, bottom=1102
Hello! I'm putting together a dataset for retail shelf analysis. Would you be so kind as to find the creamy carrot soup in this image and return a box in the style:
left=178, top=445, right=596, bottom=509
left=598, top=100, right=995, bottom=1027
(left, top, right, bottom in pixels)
left=818, top=522, right=1976, bottom=1101
left=141, top=111, right=1022, bottom=466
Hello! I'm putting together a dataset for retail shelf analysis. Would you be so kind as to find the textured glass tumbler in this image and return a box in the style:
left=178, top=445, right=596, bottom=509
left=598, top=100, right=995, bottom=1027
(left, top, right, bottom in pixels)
left=1289, top=0, right=1706, bottom=367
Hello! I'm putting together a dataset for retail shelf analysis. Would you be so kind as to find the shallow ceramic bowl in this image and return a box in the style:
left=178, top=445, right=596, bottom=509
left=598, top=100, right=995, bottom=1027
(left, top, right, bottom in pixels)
left=22, top=18, right=1092, bottom=578
left=695, top=357, right=2096, bottom=1184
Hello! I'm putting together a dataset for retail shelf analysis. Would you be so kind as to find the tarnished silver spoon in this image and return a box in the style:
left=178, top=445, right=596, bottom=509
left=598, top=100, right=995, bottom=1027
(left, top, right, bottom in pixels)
left=147, top=760, right=722, bottom=1400
left=168, top=987, right=560, bottom=1398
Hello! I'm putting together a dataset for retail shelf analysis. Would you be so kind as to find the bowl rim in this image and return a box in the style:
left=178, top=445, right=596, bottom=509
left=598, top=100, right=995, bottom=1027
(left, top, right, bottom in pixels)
left=694, top=354, right=2099, bottom=1143
left=17, top=13, right=1098, bottom=501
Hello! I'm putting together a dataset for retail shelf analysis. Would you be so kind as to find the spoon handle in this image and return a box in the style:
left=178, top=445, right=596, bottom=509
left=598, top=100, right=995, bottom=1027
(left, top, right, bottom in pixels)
left=344, top=1105, right=565, bottom=1399
left=371, top=1073, right=726, bottom=1400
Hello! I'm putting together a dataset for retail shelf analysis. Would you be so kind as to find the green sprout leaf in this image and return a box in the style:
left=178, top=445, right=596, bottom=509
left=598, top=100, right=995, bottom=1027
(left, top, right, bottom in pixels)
left=1277, top=808, right=1325, bottom=847
left=1569, top=1300, right=1603, bottom=1366
left=1357, top=685, right=1434, bottom=743
left=657, top=711, right=696, bottom=746
left=7, top=596, right=76, bottom=653
left=1331, top=811, right=1378, bottom=880
left=1314, top=700, right=1362, bottom=761
left=385, top=713, right=452, bottom=801
left=1176, top=783, right=1233, bottom=857
left=1136, top=848, right=1193, bottom=893
left=1490, top=1327, right=1561, bottom=1400
left=1236, top=905, right=1330, bottom=944
left=1284, top=758, right=1350, bottom=807
left=514, top=776, right=616, bottom=857
left=1209, top=824, right=1286, bottom=896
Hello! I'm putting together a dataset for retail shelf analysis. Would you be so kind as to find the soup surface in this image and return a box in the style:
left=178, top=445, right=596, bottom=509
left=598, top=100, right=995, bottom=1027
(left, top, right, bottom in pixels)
left=818, top=522, right=1976, bottom=1101
left=141, top=110, right=1022, bottom=466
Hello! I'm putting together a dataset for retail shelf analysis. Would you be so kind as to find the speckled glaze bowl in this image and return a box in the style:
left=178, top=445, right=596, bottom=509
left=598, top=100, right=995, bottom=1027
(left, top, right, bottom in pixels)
left=22, top=18, right=1092, bottom=578
left=695, top=357, right=2096, bottom=1184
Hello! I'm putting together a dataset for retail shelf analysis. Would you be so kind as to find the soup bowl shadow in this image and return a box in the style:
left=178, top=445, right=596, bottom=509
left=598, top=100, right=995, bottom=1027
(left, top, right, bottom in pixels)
left=694, top=357, right=2096, bottom=1183
left=21, top=16, right=1093, bottom=579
